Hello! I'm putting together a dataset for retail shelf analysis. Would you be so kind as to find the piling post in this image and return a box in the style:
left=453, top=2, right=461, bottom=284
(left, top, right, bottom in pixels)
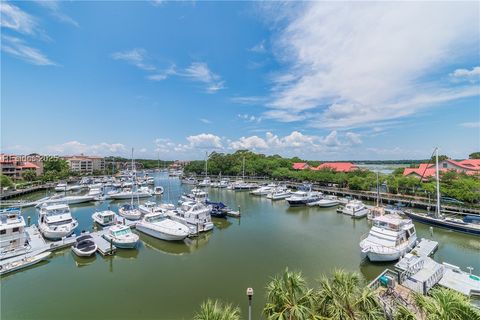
left=27, top=216, right=31, bottom=227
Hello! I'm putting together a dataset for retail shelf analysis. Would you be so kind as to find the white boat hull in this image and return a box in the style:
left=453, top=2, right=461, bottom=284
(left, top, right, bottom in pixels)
left=136, top=224, right=187, bottom=241
left=103, top=235, right=138, bottom=249
left=72, top=246, right=97, bottom=257
left=39, top=222, right=78, bottom=240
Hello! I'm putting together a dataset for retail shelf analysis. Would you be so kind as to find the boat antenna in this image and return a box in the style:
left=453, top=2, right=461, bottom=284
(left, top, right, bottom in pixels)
left=376, top=171, right=380, bottom=207
left=435, top=147, right=441, bottom=218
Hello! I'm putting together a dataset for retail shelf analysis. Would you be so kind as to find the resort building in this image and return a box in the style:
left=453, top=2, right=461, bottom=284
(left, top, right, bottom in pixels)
left=291, top=162, right=358, bottom=172
left=292, top=162, right=310, bottom=170
left=0, top=154, right=43, bottom=179
left=403, top=159, right=480, bottom=179
left=63, top=155, right=105, bottom=174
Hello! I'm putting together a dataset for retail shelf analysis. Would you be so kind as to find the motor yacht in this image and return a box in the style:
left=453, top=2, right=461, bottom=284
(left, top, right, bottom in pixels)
left=286, top=188, right=321, bottom=206
left=103, top=225, right=139, bottom=249
left=218, top=179, right=230, bottom=188
left=360, top=214, right=417, bottom=262
left=250, top=183, right=277, bottom=196
left=55, top=183, right=67, bottom=192
left=180, top=188, right=208, bottom=204
left=0, top=208, right=29, bottom=258
left=342, top=200, right=369, bottom=218
left=118, top=204, right=142, bottom=221
left=108, top=187, right=152, bottom=200
left=92, top=210, right=116, bottom=227
left=198, top=177, right=211, bottom=187
left=38, top=203, right=78, bottom=240
left=139, top=201, right=158, bottom=215
left=266, top=186, right=292, bottom=200
left=181, top=177, right=197, bottom=185
left=308, top=195, right=340, bottom=207
left=36, top=194, right=95, bottom=207
left=71, top=234, right=97, bottom=257
left=167, top=201, right=214, bottom=234
left=136, top=212, right=190, bottom=241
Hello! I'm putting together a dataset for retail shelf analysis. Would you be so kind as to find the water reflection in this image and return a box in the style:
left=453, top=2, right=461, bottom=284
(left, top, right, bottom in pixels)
left=72, top=253, right=96, bottom=268
left=139, top=232, right=212, bottom=256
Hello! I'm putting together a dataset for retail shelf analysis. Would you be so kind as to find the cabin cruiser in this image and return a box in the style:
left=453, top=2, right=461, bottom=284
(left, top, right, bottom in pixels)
left=308, top=195, right=340, bottom=207
left=118, top=204, right=142, bottom=221
left=139, top=201, right=158, bottom=215
left=198, top=177, right=211, bottom=187
left=360, top=214, right=417, bottom=262
left=250, top=183, right=277, bottom=196
left=167, top=201, right=214, bottom=234
left=0, top=208, right=29, bottom=258
left=153, top=186, right=164, bottom=195
left=218, top=179, right=230, bottom=188
left=36, top=194, right=95, bottom=207
left=91, top=210, right=116, bottom=227
left=342, top=200, right=369, bottom=218
left=87, top=186, right=103, bottom=198
left=71, top=234, right=97, bottom=257
left=136, top=212, right=190, bottom=241
left=286, top=189, right=321, bottom=206
left=266, top=186, right=292, bottom=200
left=38, top=204, right=78, bottom=240
left=103, top=225, right=139, bottom=249
left=180, top=188, right=208, bottom=204
left=55, top=183, right=67, bottom=192
left=108, top=187, right=152, bottom=200
left=181, top=177, right=197, bottom=185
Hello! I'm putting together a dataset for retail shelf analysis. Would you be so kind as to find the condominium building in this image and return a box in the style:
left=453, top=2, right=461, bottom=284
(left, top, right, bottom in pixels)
left=63, top=155, right=105, bottom=174
left=0, top=154, right=44, bottom=179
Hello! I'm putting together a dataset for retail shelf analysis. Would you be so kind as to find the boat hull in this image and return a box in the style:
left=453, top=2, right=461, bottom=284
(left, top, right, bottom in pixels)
left=405, top=211, right=480, bottom=236
left=136, top=224, right=188, bottom=241
left=72, top=246, right=97, bottom=257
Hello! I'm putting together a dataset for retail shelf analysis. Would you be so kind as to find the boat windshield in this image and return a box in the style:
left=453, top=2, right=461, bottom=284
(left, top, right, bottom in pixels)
left=49, top=219, right=72, bottom=226
left=113, top=228, right=131, bottom=236
left=146, top=215, right=166, bottom=223
left=373, top=220, right=400, bottom=231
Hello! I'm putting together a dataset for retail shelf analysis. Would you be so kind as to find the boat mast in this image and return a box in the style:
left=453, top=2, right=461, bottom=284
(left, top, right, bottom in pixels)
left=376, top=171, right=380, bottom=207
left=435, top=147, right=441, bottom=218
left=242, top=156, right=245, bottom=180
left=205, top=151, right=208, bottom=178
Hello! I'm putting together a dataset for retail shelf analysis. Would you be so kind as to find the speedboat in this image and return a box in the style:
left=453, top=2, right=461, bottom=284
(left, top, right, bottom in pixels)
left=103, top=225, right=139, bottom=249
left=92, top=210, right=116, bottom=227
left=286, top=190, right=321, bottom=206
left=267, top=186, right=291, bottom=200
left=250, top=183, right=277, bottom=196
left=38, top=203, right=78, bottom=240
left=71, top=234, right=97, bottom=257
left=167, top=201, right=214, bottom=234
left=55, top=183, right=67, bottom=192
left=342, top=200, right=369, bottom=218
left=308, top=195, right=340, bottom=207
left=118, top=204, right=142, bottom=220
left=360, top=214, right=417, bottom=262
left=35, top=194, right=95, bottom=207
left=136, top=212, right=190, bottom=241
left=0, top=208, right=29, bottom=259
left=154, top=186, right=164, bottom=195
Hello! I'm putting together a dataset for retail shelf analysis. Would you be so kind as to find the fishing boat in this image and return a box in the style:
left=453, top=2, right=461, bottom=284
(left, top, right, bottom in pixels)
left=37, top=203, right=78, bottom=240
left=404, top=148, right=480, bottom=236
left=286, top=185, right=321, bottom=206
left=359, top=214, right=417, bottom=262
left=91, top=210, right=116, bottom=227
left=308, top=195, right=340, bottom=207
left=0, top=251, right=52, bottom=276
left=342, top=200, right=369, bottom=218
left=136, top=212, right=190, bottom=241
left=103, top=225, right=139, bottom=249
left=71, top=234, right=97, bottom=257
left=0, top=208, right=29, bottom=259
left=205, top=201, right=228, bottom=218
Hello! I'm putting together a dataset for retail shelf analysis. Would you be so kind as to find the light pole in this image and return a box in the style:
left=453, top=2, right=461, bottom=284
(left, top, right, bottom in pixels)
left=246, top=287, right=254, bottom=320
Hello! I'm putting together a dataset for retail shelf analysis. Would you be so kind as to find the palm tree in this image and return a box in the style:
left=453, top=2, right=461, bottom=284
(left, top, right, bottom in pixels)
left=414, top=287, right=480, bottom=320
left=193, top=299, right=241, bottom=320
left=263, top=268, right=318, bottom=320
left=393, top=304, right=417, bottom=320
left=316, top=269, right=383, bottom=320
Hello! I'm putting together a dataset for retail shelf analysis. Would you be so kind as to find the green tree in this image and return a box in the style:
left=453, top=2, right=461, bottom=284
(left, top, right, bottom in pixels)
left=414, top=287, right=480, bottom=320
left=316, top=270, right=383, bottom=320
left=22, top=170, right=37, bottom=182
left=469, top=152, right=480, bottom=159
left=430, top=154, right=449, bottom=162
left=263, top=268, right=317, bottom=320
left=193, top=299, right=240, bottom=320
left=43, top=158, right=69, bottom=172
left=0, top=175, right=14, bottom=188
left=393, top=304, right=417, bottom=320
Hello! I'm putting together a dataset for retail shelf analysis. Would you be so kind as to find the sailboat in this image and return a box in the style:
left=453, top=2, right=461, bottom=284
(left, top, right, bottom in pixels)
left=404, top=148, right=480, bottom=236
left=118, top=148, right=142, bottom=221
left=198, top=151, right=211, bottom=187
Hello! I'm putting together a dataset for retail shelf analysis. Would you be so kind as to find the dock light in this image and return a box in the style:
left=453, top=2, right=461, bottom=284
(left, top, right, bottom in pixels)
left=246, top=287, right=254, bottom=320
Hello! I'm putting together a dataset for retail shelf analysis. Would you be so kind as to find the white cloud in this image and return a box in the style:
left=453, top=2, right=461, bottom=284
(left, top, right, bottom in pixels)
left=238, top=114, right=262, bottom=123
left=2, top=35, right=56, bottom=66
left=185, top=133, right=223, bottom=149
left=146, top=64, right=176, bottom=81
left=249, top=40, right=266, bottom=53
left=230, top=96, right=267, bottom=105
left=112, top=48, right=156, bottom=71
left=460, top=121, right=480, bottom=128
left=47, top=141, right=126, bottom=156
left=262, top=2, right=479, bottom=129
left=183, top=62, right=225, bottom=93
left=230, top=136, right=268, bottom=150
left=345, top=132, right=362, bottom=145
left=451, top=66, right=480, bottom=79
left=199, top=118, right=212, bottom=124
left=0, top=3, right=37, bottom=35
left=35, top=0, right=79, bottom=27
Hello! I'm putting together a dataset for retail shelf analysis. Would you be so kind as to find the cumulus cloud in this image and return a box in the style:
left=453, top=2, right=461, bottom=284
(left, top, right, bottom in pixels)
left=230, top=136, right=268, bottom=150
left=47, top=141, right=127, bottom=156
left=451, top=66, right=480, bottom=80
left=261, top=2, right=479, bottom=129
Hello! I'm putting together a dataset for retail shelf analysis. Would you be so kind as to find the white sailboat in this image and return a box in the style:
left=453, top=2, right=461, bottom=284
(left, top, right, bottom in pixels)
left=118, top=148, right=143, bottom=221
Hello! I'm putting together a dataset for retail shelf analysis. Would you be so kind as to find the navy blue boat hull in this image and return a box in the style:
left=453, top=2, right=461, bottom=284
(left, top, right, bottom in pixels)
left=404, top=211, right=480, bottom=236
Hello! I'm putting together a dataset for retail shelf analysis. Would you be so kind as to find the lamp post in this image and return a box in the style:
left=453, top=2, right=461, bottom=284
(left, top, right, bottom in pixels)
left=246, top=287, right=254, bottom=320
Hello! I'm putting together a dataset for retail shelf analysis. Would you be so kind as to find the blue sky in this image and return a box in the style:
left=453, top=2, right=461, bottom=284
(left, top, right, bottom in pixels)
left=1, top=1, right=479, bottom=160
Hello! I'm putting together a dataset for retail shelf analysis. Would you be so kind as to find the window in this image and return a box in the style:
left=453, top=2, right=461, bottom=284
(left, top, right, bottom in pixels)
left=0, top=229, right=6, bottom=235
left=12, top=227, right=19, bottom=232
left=443, top=163, right=447, bottom=168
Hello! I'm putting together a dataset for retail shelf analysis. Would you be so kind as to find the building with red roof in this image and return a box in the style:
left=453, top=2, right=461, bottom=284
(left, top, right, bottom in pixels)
left=403, top=158, right=480, bottom=179
left=313, top=162, right=358, bottom=172
left=292, top=162, right=310, bottom=170
left=0, top=154, right=43, bottom=179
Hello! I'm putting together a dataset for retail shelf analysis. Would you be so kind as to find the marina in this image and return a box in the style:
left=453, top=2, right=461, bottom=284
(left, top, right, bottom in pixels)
left=1, top=172, right=479, bottom=319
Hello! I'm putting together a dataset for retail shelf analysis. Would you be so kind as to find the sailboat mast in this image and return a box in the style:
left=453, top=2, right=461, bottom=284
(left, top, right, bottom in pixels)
left=131, top=148, right=134, bottom=206
left=435, top=147, right=441, bottom=217
left=205, top=151, right=208, bottom=177
left=376, top=171, right=380, bottom=207
left=242, top=156, right=245, bottom=180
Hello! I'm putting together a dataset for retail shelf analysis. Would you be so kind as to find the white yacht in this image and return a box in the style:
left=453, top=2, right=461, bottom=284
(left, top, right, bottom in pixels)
left=87, top=186, right=103, bottom=198
left=181, top=177, right=197, bottom=185
left=38, top=203, right=78, bottom=240
left=55, top=183, right=67, bottom=192
left=139, top=201, right=158, bottom=215
left=0, top=208, right=29, bottom=258
left=36, top=194, right=95, bottom=207
left=136, top=212, right=190, bottom=241
left=118, top=204, right=142, bottom=221
left=103, top=225, right=139, bottom=249
left=360, top=214, right=417, bottom=262
left=266, top=187, right=292, bottom=200
left=342, top=200, right=369, bottom=218
left=180, top=188, right=208, bottom=204
left=167, top=201, right=214, bottom=234
left=198, top=177, right=211, bottom=187
left=153, top=186, right=164, bottom=195
left=250, top=183, right=277, bottom=196
left=108, top=187, right=152, bottom=200
left=218, top=179, right=230, bottom=188
left=308, top=195, right=340, bottom=207
left=286, top=189, right=321, bottom=206
left=92, top=210, right=116, bottom=227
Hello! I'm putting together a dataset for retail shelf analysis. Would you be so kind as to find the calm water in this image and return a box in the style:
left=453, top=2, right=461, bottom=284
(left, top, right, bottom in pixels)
left=2, top=173, right=479, bottom=320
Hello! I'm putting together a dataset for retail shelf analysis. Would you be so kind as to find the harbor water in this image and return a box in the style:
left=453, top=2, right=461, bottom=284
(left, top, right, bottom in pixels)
left=1, top=173, right=479, bottom=319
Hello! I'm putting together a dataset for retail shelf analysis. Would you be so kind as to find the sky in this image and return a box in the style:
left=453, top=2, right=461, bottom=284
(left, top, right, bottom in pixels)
left=1, top=1, right=479, bottom=160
